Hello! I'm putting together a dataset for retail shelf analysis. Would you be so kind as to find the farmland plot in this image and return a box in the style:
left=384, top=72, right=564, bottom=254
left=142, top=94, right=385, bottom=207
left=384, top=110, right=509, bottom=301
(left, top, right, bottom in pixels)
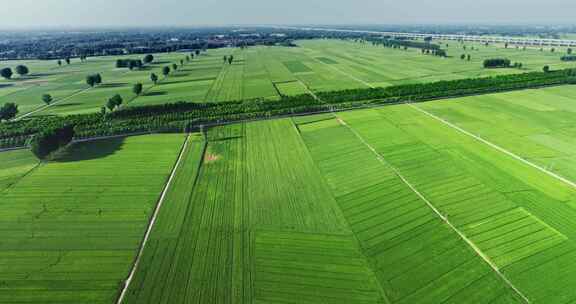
left=5, top=38, right=575, bottom=117
left=418, top=86, right=576, bottom=182
left=0, top=149, right=38, bottom=191
left=297, top=39, right=576, bottom=87
left=0, top=134, right=185, bottom=303
left=337, top=104, right=576, bottom=303
left=296, top=117, right=523, bottom=303
left=123, top=120, right=387, bottom=304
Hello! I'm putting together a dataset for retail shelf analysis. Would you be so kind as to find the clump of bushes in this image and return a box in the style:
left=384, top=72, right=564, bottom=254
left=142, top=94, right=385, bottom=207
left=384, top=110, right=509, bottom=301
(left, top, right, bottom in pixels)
left=483, top=58, right=511, bottom=68
left=116, top=59, right=143, bottom=70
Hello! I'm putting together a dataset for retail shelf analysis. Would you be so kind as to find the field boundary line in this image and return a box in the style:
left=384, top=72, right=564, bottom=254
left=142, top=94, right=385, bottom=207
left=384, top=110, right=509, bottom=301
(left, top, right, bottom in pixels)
left=0, top=146, right=27, bottom=153
left=409, top=103, right=576, bottom=190
left=289, top=119, right=391, bottom=304
left=116, top=133, right=191, bottom=304
left=337, top=116, right=530, bottom=303
left=308, top=53, right=375, bottom=88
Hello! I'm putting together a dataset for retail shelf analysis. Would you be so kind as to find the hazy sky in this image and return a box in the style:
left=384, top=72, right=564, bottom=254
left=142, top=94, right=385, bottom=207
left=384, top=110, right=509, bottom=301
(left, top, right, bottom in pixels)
left=1, top=0, right=574, bottom=28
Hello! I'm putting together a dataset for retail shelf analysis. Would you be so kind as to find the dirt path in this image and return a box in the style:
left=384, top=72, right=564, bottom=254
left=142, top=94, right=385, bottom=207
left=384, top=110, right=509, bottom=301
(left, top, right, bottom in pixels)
left=116, top=134, right=191, bottom=304
left=15, top=87, right=93, bottom=120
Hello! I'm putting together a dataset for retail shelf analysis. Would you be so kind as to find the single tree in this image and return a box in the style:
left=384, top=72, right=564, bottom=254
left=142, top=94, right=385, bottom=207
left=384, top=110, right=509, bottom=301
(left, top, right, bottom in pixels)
left=150, top=73, right=158, bottom=84
left=86, top=74, right=101, bottom=87
left=228, top=55, right=234, bottom=65
left=162, top=66, right=170, bottom=77
left=460, top=54, right=466, bottom=60
left=0, top=102, right=18, bottom=121
left=15, top=65, right=29, bottom=77
left=86, top=75, right=96, bottom=87
left=106, top=94, right=123, bottom=111
left=143, top=54, right=154, bottom=64
left=543, top=65, right=551, bottom=73
left=106, top=98, right=117, bottom=112
left=65, top=58, right=71, bottom=65
left=133, top=83, right=143, bottom=96
left=467, top=54, right=471, bottom=61
left=569, top=48, right=574, bottom=55
left=195, top=50, right=200, bottom=56
left=57, top=60, right=62, bottom=67
left=223, top=55, right=228, bottom=63
left=172, top=63, right=178, bottom=71
left=42, top=94, right=53, bottom=105
left=129, top=60, right=138, bottom=70
left=111, top=94, right=123, bottom=108
left=1, top=67, right=13, bottom=79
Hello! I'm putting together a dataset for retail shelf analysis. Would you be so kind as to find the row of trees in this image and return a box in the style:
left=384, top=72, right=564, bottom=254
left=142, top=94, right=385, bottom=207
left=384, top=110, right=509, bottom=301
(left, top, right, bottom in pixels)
left=57, top=58, right=71, bottom=66
left=422, top=48, right=447, bottom=57
left=561, top=55, right=576, bottom=61
left=116, top=54, right=156, bottom=70
left=102, top=54, right=193, bottom=112
left=368, top=37, right=443, bottom=51
left=1, top=65, right=30, bottom=79
left=116, top=59, right=143, bottom=70
left=3, top=68, right=576, bottom=148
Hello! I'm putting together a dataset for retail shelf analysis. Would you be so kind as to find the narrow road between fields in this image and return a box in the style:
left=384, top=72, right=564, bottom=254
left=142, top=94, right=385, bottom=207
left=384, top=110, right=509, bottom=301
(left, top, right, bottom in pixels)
left=409, top=103, right=576, bottom=190
left=116, top=134, right=191, bottom=304
left=337, top=116, right=531, bottom=304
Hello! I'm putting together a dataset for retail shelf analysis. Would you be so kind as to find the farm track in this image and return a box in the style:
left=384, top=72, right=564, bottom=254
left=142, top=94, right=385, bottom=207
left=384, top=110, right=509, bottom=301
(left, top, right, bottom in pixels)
left=336, top=116, right=531, bottom=304
left=409, top=104, right=576, bottom=191
left=116, top=134, right=192, bottom=304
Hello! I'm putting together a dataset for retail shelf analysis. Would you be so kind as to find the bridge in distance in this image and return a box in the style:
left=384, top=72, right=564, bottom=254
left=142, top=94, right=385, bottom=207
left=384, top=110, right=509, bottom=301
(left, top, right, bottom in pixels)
left=277, top=26, right=576, bottom=47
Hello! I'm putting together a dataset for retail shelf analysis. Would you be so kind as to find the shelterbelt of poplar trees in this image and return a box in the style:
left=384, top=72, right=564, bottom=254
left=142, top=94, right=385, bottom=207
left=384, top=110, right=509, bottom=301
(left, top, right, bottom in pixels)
left=1, top=68, right=576, bottom=149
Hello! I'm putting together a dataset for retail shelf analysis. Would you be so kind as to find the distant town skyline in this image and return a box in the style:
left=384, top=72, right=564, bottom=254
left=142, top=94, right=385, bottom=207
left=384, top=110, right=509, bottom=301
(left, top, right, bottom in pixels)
left=1, top=0, right=575, bottom=29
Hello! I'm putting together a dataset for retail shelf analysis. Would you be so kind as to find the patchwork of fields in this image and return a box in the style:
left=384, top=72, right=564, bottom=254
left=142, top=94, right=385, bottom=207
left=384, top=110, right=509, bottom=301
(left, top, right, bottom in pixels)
left=2, top=38, right=574, bottom=117
left=4, top=84, right=576, bottom=302
left=4, top=36, right=576, bottom=303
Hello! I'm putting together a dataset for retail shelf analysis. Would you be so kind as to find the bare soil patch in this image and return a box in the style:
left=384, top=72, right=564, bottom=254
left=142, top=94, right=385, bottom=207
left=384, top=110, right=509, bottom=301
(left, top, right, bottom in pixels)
left=204, top=153, right=220, bottom=163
